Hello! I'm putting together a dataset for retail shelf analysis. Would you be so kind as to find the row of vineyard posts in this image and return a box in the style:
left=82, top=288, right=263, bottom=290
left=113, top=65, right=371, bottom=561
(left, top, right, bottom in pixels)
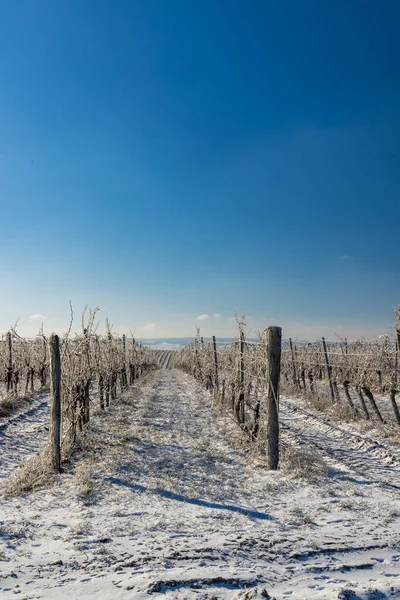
left=175, top=325, right=282, bottom=470
left=1, top=323, right=158, bottom=473
left=4, top=314, right=399, bottom=474
left=283, top=331, right=400, bottom=426
left=48, top=331, right=158, bottom=472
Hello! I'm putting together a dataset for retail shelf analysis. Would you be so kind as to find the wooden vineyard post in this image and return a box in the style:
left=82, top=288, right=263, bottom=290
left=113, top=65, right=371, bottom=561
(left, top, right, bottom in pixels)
left=343, top=380, right=357, bottom=415
left=289, top=338, right=299, bottom=389
left=361, top=386, right=385, bottom=423
left=106, top=379, right=110, bottom=407
left=322, top=337, right=335, bottom=401
left=7, top=331, right=13, bottom=392
left=390, top=330, right=400, bottom=426
left=240, top=331, right=245, bottom=423
left=42, top=337, right=47, bottom=386
left=122, top=334, right=128, bottom=390
left=99, top=374, right=105, bottom=410
left=49, top=334, right=62, bottom=473
left=131, top=339, right=138, bottom=376
left=84, top=381, right=90, bottom=425
left=195, top=335, right=203, bottom=382
left=266, top=326, right=281, bottom=470
left=235, top=330, right=245, bottom=424
left=212, top=335, right=219, bottom=404
left=357, top=386, right=370, bottom=419
left=83, top=329, right=90, bottom=425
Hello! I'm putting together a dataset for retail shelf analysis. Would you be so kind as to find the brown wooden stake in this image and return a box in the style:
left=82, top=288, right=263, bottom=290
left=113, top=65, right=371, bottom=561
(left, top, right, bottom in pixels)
left=49, top=334, right=62, bottom=473
left=266, top=326, right=282, bottom=470
left=308, top=370, right=314, bottom=394
left=389, top=389, right=400, bottom=425
left=194, top=338, right=202, bottom=381
left=332, top=380, right=341, bottom=403
left=235, top=330, right=245, bottom=424
left=362, top=386, right=385, bottom=423
left=212, top=335, right=219, bottom=403
left=289, top=338, right=299, bottom=389
left=7, top=331, right=13, bottom=392
left=83, top=329, right=90, bottom=424
left=356, top=386, right=370, bottom=419
left=122, top=334, right=128, bottom=389
left=322, top=337, right=335, bottom=401
left=390, top=329, right=400, bottom=425
left=99, top=374, right=105, bottom=410
left=106, top=378, right=110, bottom=407
left=300, top=363, right=306, bottom=390
left=252, top=381, right=261, bottom=440
left=343, top=380, right=358, bottom=415
left=84, top=381, right=90, bottom=424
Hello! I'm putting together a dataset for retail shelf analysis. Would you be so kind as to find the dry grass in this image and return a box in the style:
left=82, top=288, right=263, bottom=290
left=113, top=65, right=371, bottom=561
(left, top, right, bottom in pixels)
left=327, top=401, right=357, bottom=422
left=281, top=445, right=328, bottom=480
left=0, top=395, right=30, bottom=418
left=303, top=393, right=332, bottom=413
left=387, top=427, right=400, bottom=445
left=2, top=447, right=56, bottom=498
left=74, top=463, right=95, bottom=499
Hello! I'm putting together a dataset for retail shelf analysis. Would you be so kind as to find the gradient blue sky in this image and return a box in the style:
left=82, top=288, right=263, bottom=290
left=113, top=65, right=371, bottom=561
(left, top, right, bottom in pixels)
left=1, top=0, right=399, bottom=340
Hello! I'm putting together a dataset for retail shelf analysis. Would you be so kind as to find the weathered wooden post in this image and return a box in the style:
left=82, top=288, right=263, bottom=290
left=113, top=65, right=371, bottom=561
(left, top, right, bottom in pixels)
left=84, top=381, right=90, bottom=424
left=322, top=337, right=335, bottom=401
left=49, top=334, right=61, bottom=473
left=130, top=337, right=136, bottom=383
left=7, top=331, right=13, bottom=392
left=99, top=374, right=105, bottom=410
left=362, top=386, right=385, bottom=423
left=83, top=329, right=90, bottom=424
left=195, top=335, right=203, bottom=382
left=239, top=331, right=245, bottom=423
left=266, top=326, right=282, bottom=470
left=234, top=331, right=245, bottom=424
left=357, top=386, right=370, bottom=419
left=42, top=337, right=47, bottom=386
left=289, top=338, right=299, bottom=389
left=106, top=378, right=110, bottom=407
left=212, top=335, right=219, bottom=403
left=390, top=330, right=400, bottom=425
left=343, top=380, right=357, bottom=414
left=122, top=334, right=128, bottom=390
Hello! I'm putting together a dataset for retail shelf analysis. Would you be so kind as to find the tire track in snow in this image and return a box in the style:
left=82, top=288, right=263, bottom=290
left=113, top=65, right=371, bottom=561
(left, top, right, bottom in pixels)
left=0, top=393, right=50, bottom=480
left=280, top=397, right=400, bottom=490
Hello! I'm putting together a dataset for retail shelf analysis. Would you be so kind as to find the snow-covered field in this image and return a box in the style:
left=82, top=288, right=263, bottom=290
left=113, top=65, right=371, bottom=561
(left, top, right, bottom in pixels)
left=1, top=370, right=400, bottom=599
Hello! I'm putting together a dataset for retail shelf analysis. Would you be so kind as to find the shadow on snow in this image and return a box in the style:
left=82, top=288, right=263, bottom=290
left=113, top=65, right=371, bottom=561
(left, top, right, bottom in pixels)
left=105, top=476, right=272, bottom=521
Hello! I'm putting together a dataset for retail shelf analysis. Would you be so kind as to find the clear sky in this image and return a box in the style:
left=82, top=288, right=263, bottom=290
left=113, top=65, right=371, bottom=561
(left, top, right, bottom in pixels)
left=1, top=0, right=399, bottom=340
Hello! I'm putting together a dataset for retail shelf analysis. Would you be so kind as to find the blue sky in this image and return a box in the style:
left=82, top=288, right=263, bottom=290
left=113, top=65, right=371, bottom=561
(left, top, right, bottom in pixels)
left=0, top=0, right=399, bottom=340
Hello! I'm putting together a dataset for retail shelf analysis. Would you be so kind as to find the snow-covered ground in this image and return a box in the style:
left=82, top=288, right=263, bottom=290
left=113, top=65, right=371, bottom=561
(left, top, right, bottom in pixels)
left=0, top=392, right=49, bottom=480
left=1, top=370, right=400, bottom=599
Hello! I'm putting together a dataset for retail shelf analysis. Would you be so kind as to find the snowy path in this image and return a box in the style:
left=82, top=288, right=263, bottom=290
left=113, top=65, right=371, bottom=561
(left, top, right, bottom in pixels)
left=0, top=393, right=49, bottom=480
left=1, top=370, right=400, bottom=599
